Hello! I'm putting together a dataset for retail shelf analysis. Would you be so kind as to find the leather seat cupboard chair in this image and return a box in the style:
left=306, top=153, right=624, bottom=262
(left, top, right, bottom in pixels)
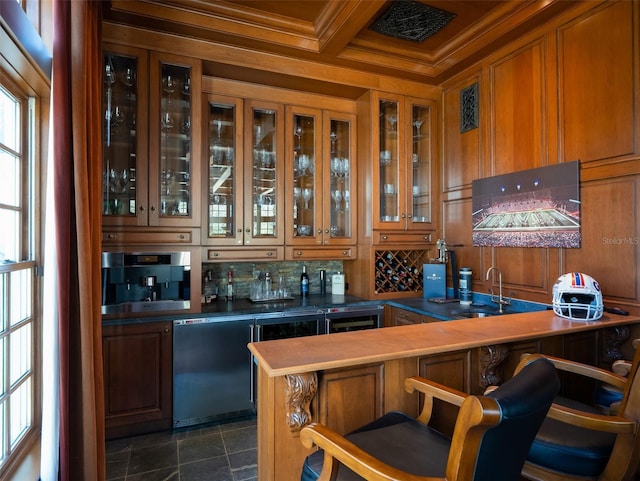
left=595, top=339, right=640, bottom=414
left=299, top=354, right=559, bottom=481
left=522, top=346, right=640, bottom=481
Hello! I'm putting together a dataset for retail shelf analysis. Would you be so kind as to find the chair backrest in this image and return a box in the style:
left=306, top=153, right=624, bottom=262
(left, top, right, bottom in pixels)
left=601, top=342, right=640, bottom=480
left=447, top=355, right=559, bottom=481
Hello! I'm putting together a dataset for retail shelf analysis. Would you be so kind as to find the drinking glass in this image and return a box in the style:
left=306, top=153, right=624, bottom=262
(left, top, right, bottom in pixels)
left=302, top=188, right=312, bottom=210
left=331, top=190, right=342, bottom=211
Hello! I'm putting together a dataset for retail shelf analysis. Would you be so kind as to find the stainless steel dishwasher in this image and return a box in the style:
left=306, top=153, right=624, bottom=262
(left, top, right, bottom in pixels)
left=173, top=315, right=255, bottom=428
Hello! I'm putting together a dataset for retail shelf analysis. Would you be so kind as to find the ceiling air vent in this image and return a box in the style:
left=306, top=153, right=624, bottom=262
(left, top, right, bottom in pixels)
left=369, top=1, right=456, bottom=43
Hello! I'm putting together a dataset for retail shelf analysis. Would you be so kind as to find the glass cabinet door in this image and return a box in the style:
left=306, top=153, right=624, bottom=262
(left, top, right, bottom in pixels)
left=324, top=113, right=356, bottom=244
left=290, top=110, right=320, bottom=242
left=148, top=53, right=201, bottom=227
left=158, top=62, right=192, bottom=219
left=102, top=46, right=148, bottom=226
left=246, top=101, right=284, bottom=245
left=205, top=95, right=242, bottom=245
left=378, top=99, right=401, bottom=223
left=409, top=102, right=431, bottom=225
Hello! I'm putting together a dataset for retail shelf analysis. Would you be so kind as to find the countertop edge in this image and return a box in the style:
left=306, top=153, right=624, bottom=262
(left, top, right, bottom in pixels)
left=248, top=311, right=640, bottom=377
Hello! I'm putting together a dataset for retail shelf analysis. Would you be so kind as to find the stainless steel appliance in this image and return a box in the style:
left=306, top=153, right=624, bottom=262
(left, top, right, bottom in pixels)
left=101, top=251, right=191, bottom=315
left=324, top=305, right=384, bottom=333
left=173, top=315, right=254, bottom=428
left=254, top=309, right=325, bottom=341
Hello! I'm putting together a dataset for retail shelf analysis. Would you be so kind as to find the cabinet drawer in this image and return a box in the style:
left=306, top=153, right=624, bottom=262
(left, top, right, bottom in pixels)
left=103, top=229, right=197, bottom=244
left=205, top=247, right=284, bottom=261
left=375, top=232, right=433, bottom=245
left=286, top=246, right=355, bottom=260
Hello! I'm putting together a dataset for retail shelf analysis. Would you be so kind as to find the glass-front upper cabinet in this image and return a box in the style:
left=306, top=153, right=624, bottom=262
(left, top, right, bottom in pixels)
left=203, top=95, right=243, bottom=245
left=323, top=112, right=356, bottom=245
left=102, top=45, right=148, bottom=226
left=373, top=92, right=433, bottom=231
left=287, top=107, right=321, bottom=244
left=244, top=100, right=284, bottom=245
left=148, top=52, right=201, bottom=227
left=375, top=95, right=403, bottom=227
left=286, top=106, right=356, bottom=246
left=409, top=100, right=432, bottom=225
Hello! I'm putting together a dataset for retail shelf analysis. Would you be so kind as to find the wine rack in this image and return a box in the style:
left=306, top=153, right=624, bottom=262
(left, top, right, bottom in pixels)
left=374, top=249, right=430, bottom=294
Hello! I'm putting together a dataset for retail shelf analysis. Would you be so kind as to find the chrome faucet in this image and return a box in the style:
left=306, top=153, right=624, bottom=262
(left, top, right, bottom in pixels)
left=485, top=266, right=511, bottom=313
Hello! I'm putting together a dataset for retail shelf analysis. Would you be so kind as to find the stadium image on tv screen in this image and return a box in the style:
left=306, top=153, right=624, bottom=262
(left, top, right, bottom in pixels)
left=472, top=161, right=580, bottom=248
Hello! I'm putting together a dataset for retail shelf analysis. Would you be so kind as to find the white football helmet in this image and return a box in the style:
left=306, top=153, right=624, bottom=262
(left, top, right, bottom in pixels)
left=552, top=272, right=603, bottom=321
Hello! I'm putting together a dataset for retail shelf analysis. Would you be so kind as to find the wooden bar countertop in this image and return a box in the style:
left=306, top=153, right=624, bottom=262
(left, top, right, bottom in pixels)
left=248, top=310, right=640, bottom=377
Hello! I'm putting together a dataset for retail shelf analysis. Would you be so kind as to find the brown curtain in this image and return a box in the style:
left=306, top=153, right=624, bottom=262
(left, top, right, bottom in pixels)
left=52, top=1, right=105, bottom=480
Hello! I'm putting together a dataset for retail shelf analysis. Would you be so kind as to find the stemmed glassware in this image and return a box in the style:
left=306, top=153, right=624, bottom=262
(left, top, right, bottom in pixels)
left=302, top=188, right=312, bottom=210
left=331, top=190, right=342, bottom=211
left=387, top=115, right=397, bottom=132
left=413, top=119, right=424, bottom=137
left=298, top=155, right=310, bottom=175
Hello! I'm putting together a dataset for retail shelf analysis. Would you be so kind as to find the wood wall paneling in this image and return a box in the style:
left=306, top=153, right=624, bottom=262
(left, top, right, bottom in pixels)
left=442, top=76, right=482, bottom=192
left=559, top=1, right=635, bottom=163
left=565, top=177, right=639, bottom=302
left=490, top=40, right=546, bottom=175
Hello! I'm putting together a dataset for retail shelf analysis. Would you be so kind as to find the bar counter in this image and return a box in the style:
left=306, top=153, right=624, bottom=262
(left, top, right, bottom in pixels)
left=249, top=310, right=639, bottom=376
left=249, top=309, right=640, bottom=481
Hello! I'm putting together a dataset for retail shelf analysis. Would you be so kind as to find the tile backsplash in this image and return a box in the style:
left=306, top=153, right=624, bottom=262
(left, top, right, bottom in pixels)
left=202, top=260, right=344, bottom=299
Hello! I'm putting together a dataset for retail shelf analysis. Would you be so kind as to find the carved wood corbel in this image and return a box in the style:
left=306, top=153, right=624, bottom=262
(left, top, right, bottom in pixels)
left=479, top=344, right=509, bottom=389
left=602, top=326, right=630, bottom=364
left=285, top=372, right=318, bottom=432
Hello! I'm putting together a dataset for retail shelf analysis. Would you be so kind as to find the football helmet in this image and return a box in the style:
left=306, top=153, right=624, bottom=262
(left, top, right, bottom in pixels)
left=552, top=272, right=603, bottom=321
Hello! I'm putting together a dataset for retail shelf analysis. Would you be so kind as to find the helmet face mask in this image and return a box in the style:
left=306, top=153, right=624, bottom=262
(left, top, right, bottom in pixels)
left=552, top=273, right=603, bottom=321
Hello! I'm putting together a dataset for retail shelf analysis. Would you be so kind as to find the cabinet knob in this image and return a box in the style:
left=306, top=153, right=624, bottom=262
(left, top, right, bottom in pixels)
left=245, top=228, right=251, bottom=233
left=407, top=214, right=412, bottom=218
left=266, top=251, right=273, bottom=257
left=317, top=229, right=322, bottom=234
left=342, top=251, right=348, bottom=256
left=139, top=205, right=145, bottom=212
left=178, top=234, right=185, bottom=239
left=150, top=205, right=156, bottom=212
left=325, top=229, right=329, bottom=234
left=164, top=328, right=169, bottom=334
left=212, top=252, right=219, bottom=257
left=107, top=233, right=116, bottom=239
left=237, top=228, right=242, bottom=233
left=401, top=213, right=406, bottom=218
left=382, top=235, right=388, bottom=240
left=296, top=251, right=302, bottom=256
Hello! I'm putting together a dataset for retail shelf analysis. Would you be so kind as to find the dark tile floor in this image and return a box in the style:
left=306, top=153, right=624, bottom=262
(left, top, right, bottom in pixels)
left=105, top=416, right=257, bottom=481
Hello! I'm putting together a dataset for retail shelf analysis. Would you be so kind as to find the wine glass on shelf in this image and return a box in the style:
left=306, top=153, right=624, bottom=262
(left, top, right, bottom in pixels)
left=331, top=190, right=342, bottom=211
left=298, top=155, right=310, bottom=175
left=387, top=115, right=397, bottom=133
left=163, top=74, right=176, bottom=94
left=104, top=56, right=116, bottom=86
left=302, top=188, right=312, bottom=210
left=330, top=131, right=337, bottom=154
left=413, top=119, right=424, bottom=138
left=294, top=125, right=303, bottom=151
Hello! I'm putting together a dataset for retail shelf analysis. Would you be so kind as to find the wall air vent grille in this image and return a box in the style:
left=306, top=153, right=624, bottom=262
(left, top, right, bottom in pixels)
left=369, top=1, right=456, bottom=43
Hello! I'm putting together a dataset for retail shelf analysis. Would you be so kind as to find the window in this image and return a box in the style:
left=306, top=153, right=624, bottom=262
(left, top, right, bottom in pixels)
left=0, top=79, right=37, bottom=475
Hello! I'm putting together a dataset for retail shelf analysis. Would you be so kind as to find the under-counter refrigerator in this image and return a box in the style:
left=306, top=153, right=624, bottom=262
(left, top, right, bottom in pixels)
left=173, top=315, right=255, bottom=428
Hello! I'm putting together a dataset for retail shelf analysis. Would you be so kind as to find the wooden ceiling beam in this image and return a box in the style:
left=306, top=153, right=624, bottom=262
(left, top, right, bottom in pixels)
left=314, top=0, right=386, bottom=55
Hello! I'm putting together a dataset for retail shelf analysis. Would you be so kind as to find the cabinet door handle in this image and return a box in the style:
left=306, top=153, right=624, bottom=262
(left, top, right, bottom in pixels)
left=266, top=251, right=273, bottom=257
left=139, top=205, right=145, bottom=212
left=407, top=214, right=412, bottom=218
left=382, top=235, right=388, bottom=240
left=178, top=234, right=185, bottom=240
left=164, top=328, right=170, bottom=334
left=245, top=228, right=251, bottom=233
left=325, top=229, right=329, bottom=234
left=237, top=228, right=242, bottom=233
left=342, top=251, right=349, bottom=256
left=296, top=251, right=302, bottom=256
left=107, top=233, right=117, bottom=240
left=401, top=213, right=406, bottom=218
left=211, top=252, right=219, bottom=257
left=150, top=205, right=156, bottom=212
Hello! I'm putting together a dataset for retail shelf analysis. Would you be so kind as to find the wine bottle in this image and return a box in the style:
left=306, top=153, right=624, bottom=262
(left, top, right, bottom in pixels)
left=300, top=265, right=309, bottom=298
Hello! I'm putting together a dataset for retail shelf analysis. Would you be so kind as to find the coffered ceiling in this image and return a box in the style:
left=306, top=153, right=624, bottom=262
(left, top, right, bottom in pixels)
left=104, top=0, right=576, bottom=88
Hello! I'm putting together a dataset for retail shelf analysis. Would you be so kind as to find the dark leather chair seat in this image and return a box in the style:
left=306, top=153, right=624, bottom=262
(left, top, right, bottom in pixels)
left=528, top=396, right=616, bottom=477
left=301, top=411, right=450, bottom=481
